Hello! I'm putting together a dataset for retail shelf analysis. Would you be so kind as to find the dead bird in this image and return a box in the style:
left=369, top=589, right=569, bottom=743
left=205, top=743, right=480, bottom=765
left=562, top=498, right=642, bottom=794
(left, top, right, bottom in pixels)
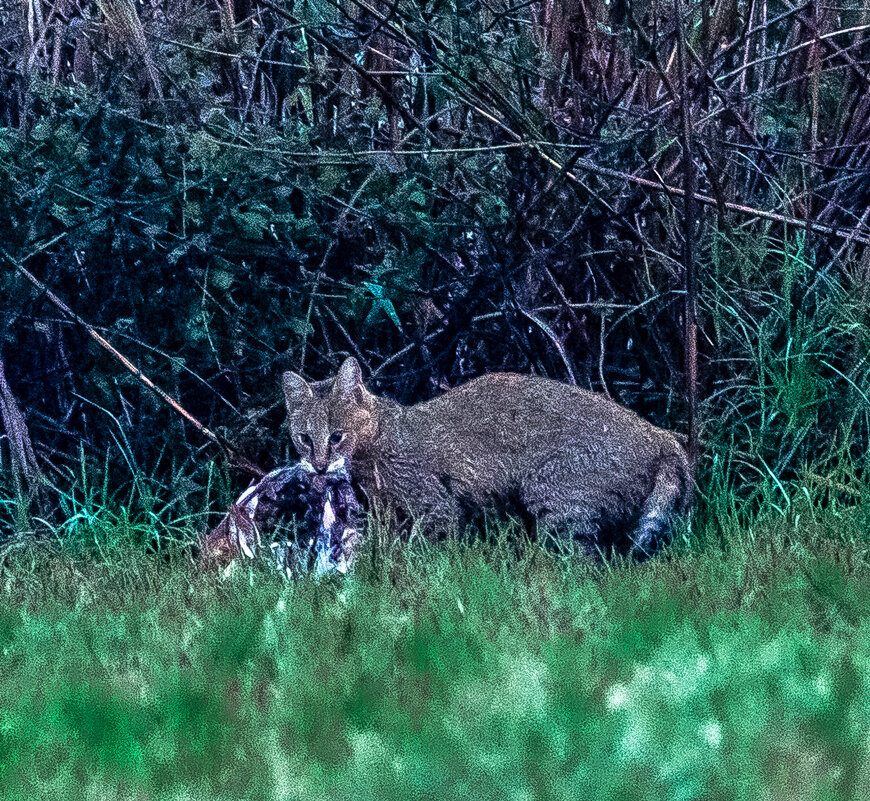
left=201, top=460, right=361, bottom=576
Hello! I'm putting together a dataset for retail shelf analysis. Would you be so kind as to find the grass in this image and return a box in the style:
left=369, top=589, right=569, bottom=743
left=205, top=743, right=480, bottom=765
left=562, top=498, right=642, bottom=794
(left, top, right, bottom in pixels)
left=1, top=478, right=870, bottom=800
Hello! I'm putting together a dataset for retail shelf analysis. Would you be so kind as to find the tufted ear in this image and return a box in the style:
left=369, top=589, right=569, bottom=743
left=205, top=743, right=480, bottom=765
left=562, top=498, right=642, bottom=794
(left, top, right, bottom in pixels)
left=282, top=371, right=312, bottom=410
left=332, top=356, right=364, bottom=401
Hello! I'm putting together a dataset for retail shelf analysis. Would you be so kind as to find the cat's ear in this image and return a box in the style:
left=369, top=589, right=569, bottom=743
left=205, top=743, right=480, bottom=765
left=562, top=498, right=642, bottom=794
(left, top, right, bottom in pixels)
left=282, top=371, right=312, bottom=409
left=332, top=357, right=364, bottom=401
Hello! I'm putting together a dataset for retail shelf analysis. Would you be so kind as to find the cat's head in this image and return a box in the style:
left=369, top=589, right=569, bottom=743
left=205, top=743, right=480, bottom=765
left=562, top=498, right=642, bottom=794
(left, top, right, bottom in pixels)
left=282, top=357, right=376, bottom=473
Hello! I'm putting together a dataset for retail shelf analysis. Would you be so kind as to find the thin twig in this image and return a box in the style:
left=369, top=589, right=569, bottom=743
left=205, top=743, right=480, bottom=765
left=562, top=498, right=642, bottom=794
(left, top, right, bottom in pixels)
left=2, top=247, right=265, bottom=478
left=676, top=0, right=699, bottom=468
left=198, top=130, right=870, bottom=244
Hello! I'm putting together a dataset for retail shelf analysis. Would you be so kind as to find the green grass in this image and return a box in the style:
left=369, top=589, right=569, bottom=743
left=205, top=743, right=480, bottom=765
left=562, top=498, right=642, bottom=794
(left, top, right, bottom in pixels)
left=1, top=491, right=870, bottom=800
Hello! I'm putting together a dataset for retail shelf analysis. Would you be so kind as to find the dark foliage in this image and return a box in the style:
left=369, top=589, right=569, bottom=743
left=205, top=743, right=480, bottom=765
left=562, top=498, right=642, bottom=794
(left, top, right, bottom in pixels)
left=0, top=0, right=868, bottom=526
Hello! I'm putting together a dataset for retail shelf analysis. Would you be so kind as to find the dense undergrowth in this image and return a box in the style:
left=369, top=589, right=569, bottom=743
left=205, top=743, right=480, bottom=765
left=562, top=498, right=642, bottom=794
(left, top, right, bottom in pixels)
left=3, top=0, right=870, bottom=494
left=1, top=458, right=870, bottom=799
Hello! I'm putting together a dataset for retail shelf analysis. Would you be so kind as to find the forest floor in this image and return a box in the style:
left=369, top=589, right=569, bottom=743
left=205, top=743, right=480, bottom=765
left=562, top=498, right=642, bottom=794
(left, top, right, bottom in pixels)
left=0, top=509, right=869, bottom=799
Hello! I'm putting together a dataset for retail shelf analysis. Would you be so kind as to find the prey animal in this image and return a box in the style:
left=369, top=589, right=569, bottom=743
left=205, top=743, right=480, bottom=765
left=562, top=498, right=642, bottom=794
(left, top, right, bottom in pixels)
left=283, top=357, right=691, bottom=556
left=202, top=460, right=361, bottom=575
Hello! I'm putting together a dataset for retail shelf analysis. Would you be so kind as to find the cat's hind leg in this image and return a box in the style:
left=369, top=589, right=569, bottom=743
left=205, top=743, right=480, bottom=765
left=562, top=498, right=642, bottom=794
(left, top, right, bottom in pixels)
left=630, top=460, right=687, bottom=558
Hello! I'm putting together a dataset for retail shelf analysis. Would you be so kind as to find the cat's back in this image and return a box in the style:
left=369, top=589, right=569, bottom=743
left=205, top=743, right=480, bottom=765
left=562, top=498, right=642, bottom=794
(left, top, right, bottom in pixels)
left=419, top=372, right=666, bottom=441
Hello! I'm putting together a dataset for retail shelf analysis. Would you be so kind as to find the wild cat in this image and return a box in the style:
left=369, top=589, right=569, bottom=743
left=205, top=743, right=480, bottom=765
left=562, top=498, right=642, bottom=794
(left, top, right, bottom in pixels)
left=282, top=357, right=691, bottom=556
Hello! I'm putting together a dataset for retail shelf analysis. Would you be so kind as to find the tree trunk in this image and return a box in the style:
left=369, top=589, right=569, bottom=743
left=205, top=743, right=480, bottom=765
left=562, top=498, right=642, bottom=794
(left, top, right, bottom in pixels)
left=0, top=354, right=43, bottom=524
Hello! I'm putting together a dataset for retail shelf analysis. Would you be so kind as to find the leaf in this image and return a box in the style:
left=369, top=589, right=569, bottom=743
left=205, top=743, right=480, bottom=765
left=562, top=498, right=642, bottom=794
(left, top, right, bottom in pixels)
left=317, top=165, right=345, bottom=195
left=86, top=216, right=108, bottom=235
left=50, top=203, right=75, bottom=227
left=232, top=211, right=269, bottom=240
left=210, top=268, right=235, bottom=290
left=290, top=317, right=315, bottom=337
left=362, top=281, right=402, bottom=330
left=138, top=157, right=163, bottom=180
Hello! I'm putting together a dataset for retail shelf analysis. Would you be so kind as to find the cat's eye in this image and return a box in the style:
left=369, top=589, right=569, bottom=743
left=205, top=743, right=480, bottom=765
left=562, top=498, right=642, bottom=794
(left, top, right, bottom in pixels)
left=329, top=431, right=345, bottom=446
left=298, top=432, right=313, bottom=448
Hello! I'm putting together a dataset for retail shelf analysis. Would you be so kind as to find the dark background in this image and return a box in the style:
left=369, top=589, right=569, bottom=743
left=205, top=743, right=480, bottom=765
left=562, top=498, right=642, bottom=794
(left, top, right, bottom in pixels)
left=1, top=0, right=868, bottom=529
